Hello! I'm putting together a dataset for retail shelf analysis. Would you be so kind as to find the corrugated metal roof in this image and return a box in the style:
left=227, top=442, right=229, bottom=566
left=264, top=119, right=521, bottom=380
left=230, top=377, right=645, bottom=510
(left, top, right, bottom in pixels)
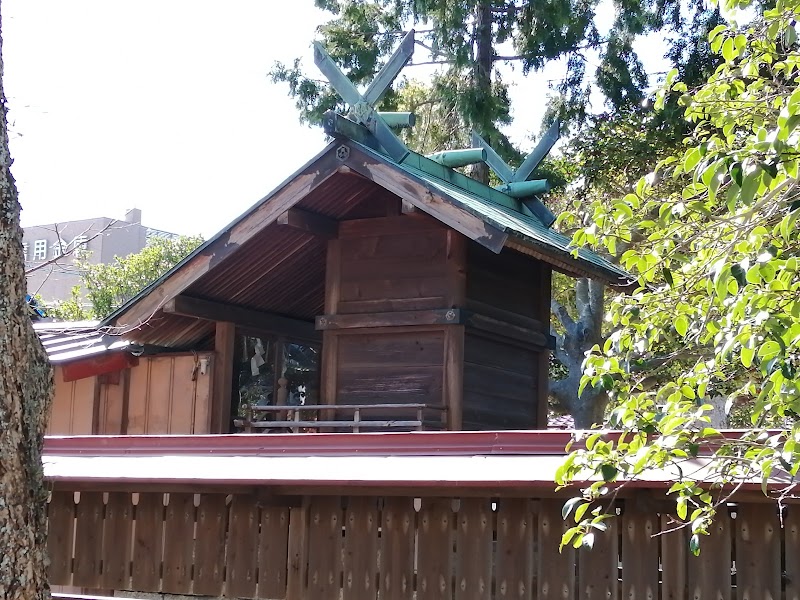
left=35, top=321, right=130, bottom=364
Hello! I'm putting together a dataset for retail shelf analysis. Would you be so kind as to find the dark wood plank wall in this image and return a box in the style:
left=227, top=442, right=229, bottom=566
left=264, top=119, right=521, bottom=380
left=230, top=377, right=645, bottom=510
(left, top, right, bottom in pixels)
left=463, top=334, right=538, bottom=429
left=463, top=244, right=552, bottom=429
left=336, top=330, right=445, bottom=406
left=322, top=214, right=466, bottom=420
left=335, top=215, right=464, bottom=315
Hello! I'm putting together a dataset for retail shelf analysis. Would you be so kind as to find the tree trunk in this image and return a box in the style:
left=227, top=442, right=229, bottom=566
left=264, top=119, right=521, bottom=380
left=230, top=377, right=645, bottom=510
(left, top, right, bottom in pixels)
left=549, top=278, right=608, bottom=428
left=0, top=1, right=55, bottom=598
left=472, top=0, right=493, bottom=185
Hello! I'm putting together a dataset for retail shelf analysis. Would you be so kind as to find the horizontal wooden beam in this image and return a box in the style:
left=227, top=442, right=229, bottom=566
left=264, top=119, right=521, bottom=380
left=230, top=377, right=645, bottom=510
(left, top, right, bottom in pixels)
left=277, top=207, right=338, bottom=239
left=316, top=308, right=462, bottom=330
left=61, top=351, right=138, bottom=383
left=164, top=295, right=319, bottom=341
left=464, top=312, right=554, bottom=349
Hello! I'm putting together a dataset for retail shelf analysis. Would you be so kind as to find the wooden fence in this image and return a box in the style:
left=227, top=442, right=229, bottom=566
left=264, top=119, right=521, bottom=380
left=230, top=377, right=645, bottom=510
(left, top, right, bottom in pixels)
left=46, top=489, right=800, bottom=600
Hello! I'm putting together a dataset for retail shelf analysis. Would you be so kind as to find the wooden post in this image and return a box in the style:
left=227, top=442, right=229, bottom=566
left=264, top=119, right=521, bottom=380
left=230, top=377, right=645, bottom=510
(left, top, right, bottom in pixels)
left=533, top=264, right=552, bottom=429
left=443, top=325, right=464, bottom=430
left=320, top=237, right=341, bottom=427
left=287, top=498, right=311, bottom=600
left=211, top=321, right=235, bottom=433
left=444, top=230, right=466, bottom=431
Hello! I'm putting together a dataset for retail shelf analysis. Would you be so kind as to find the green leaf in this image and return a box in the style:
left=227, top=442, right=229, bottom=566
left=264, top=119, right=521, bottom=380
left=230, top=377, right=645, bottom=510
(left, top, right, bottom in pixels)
left=600, top=464, right=619, bottom=482
left=675, top=315, right=689, bottom=337
left=730, top=162, right=743, bottom=187
left=689, top=534, right=701, bottom=556
left=758, top=340, right=782, bottom=361
left=562, top=497, right=583, bottom=520
left=663, top=267, right=674, bottom=287
left=741, top=344, right=755, bottom=368
left=677, top=498, right=688, bottom=520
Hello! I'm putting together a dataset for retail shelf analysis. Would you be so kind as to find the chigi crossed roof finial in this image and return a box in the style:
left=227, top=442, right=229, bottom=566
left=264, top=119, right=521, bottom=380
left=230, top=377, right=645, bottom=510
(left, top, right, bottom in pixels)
left=314, top=30, right=559, bottom=228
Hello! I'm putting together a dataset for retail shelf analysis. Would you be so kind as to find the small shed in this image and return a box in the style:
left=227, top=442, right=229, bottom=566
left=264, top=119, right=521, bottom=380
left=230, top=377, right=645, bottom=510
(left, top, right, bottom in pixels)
left=38, top=320, right=214, bottom=436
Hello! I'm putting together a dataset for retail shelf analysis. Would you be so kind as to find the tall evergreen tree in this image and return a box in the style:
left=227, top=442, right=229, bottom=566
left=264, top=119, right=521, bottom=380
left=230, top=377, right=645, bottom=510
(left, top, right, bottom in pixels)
left=272, top=0, right=722, bottom=426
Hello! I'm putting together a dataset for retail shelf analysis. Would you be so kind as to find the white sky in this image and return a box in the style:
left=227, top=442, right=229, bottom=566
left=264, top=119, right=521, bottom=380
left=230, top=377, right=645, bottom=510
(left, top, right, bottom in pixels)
left=4, top=1, right=669, bottom=238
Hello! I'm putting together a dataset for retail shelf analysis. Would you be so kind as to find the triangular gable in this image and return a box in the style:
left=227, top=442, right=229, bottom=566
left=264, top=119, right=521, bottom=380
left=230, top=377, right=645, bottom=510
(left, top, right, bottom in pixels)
left=103, top=139, right=630, bottom=332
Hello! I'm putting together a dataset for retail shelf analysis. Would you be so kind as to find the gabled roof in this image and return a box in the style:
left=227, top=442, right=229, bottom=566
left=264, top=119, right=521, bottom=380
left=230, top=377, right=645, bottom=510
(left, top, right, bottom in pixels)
left=101, top=138, right=631, bottom=347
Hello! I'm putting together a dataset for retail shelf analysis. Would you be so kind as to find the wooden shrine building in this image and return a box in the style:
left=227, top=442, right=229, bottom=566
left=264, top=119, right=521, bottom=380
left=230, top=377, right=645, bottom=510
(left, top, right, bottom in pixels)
left=47, top=33, right=628, bottom=437
left=94, top=137, right=627, bottom=434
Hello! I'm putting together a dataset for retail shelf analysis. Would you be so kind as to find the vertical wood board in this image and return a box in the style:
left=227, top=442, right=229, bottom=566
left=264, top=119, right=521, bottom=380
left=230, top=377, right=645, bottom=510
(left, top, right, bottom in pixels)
left=101, top=492, right=134, bottom=590
left=286, top=501, right=310, bottom=600
left=577, top=509, right=618, bottom=600
left=226, top=494, right=261, bottom=599
left=687, top=508, right=731, bottom=600
left=47, top=491, right=76, bottom=586
left=455, top=498, right=493, bottom=600
left=417, top=498, right=454, bottom=600
left=660, top=515, right=687, bottom=600
left=306, top=496, right=343, bottom=600
left=193, top=494, right=228, bottom=596
left=496, top=498, right=535, bottom=600
left=343, top=496, right=380, bottom=600
left=72, top=491, right=105, bottom=588
left=144, top=357, right=174, bottom=434
left=622, top=508, right=659, bottom=600
left=126, top=359, right=151, bottom=434
left=131, top=492, right=165, bottom=590
left=169, top=355, right=196, bottom=434
left=735, top=503, right=781, bottom=600
left=785, top=506, right=800, bottom=600
left=257, top=504, right=290, bottom=599
left=538, top=499, right=575, bottom=600
left=380, top=496, right=416, bottom=600
left=162, top=492, right=195, bottom=594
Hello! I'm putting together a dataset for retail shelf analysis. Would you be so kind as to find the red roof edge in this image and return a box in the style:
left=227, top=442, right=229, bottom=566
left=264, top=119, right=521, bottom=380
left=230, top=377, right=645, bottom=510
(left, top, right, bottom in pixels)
left=43, top=430, right=579, bottom=457
left=42, top=429, right=765, bottom=458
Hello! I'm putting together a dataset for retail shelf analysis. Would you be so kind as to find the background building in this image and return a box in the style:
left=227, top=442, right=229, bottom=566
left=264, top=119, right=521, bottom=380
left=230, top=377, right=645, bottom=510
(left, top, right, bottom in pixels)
left=24, top=208, right=176, bottom=304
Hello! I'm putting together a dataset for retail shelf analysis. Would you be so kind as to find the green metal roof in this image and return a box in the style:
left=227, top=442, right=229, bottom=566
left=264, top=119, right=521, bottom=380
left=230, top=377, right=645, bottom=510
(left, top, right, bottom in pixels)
left=351, top=139, right=632, bottom=284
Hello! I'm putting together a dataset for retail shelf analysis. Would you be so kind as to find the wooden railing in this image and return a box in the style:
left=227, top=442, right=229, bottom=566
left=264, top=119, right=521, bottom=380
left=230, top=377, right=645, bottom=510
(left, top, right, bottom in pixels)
left=234, top=403, right=448, bottom=433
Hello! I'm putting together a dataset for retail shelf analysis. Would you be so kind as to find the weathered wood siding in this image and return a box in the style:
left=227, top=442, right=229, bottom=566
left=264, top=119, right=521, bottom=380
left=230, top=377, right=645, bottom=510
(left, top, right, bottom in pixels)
left=463, top=244, right=551, bottom=429
left=125, top=353, right=213, bottom=434
left=321, top=214, right=465, bottom=421
left=47, top=370, right=97, bottom=434
left=48, top=353, right=214, bottom=435
left=463, top=333, right=538, bottom=429
left=46, top=490, right=789, bottom=600
left=334, top=215, right=465, bottom=314
left=336, top=330, right=444, bottom=406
